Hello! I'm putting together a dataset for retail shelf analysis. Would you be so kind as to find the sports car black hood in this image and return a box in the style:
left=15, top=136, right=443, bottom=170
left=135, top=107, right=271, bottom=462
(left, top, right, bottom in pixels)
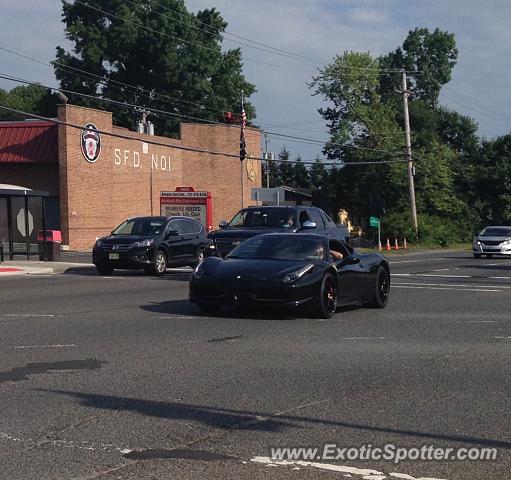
left=199, top=257, right=315, bottom=281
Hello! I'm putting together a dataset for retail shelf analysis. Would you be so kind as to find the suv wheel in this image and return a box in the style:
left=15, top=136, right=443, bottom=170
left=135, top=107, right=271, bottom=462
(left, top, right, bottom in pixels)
left=150, top=249, right=167, bottom=276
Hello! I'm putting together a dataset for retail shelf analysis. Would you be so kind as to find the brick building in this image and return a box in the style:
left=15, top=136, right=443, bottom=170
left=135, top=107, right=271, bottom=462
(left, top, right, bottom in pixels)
left=0, top=104, right=261, bottom=252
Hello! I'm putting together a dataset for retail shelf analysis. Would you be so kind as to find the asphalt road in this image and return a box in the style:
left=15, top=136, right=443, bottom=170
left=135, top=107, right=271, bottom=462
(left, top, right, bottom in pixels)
left=0, top=250, right=509, bottom=480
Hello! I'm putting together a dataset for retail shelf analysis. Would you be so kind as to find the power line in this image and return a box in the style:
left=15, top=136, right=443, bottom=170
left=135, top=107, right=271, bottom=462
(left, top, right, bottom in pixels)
left=0, top=43, right=357, bottom=133
left=0, top=103, right=409, bottom=167
left=442, top=86, right=511, bottom=123
left=72, top=0, right=312, bottom=74
left=73, top=0, right=412, bottom=75
left=0, top=73, right=405, bottom=157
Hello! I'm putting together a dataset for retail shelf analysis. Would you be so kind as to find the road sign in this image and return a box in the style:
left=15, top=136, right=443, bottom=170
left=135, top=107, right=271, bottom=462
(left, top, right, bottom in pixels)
left=370, top=216, right=380, bottom=227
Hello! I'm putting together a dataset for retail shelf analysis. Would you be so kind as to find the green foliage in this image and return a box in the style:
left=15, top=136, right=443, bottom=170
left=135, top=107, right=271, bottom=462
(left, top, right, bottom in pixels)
left=0, top=85, right=57, bottom=121
left=380, top=27, right=458, bottom=108
left=55, top=0, right=256, bottom=135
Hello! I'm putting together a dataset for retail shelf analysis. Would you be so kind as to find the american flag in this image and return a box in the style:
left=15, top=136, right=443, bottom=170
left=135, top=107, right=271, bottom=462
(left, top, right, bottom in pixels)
left=240, top=99, right=247, bottom=162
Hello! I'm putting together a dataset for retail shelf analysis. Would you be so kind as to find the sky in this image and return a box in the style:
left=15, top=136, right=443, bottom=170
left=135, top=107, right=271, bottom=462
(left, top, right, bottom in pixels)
left=1, top=0, right=511, bottom=162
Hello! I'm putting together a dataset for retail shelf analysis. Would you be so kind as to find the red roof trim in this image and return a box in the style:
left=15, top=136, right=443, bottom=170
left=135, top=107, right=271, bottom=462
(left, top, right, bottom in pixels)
left=0, top=122, right=58, bottom=164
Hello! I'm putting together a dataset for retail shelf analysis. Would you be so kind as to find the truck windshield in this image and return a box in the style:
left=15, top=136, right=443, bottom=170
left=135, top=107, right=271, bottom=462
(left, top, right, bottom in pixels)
left=228, top=209, right=297, bottom=228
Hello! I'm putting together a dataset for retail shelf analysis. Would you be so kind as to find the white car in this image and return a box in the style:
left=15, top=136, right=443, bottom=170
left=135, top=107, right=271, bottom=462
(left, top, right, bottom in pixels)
left=472, top=226, right=511, bottom=258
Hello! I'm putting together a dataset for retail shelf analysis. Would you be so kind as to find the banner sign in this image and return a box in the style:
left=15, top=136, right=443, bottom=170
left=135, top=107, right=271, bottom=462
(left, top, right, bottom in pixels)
left=160, top=188, right=212, bottom=230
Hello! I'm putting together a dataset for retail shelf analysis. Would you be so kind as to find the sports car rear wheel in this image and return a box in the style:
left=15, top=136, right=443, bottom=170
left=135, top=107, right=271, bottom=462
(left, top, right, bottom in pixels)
left=316, top=273, right=337, bottom=319
left=367, top=266, right=390, bottom=308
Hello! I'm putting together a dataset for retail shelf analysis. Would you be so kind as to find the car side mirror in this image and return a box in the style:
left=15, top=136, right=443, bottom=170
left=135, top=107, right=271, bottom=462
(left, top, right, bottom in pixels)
left=301, top=220, right=317, bottom=230
left=340, top=255, right=360, bottom=266
left=219, top=221, right=229, bottom=229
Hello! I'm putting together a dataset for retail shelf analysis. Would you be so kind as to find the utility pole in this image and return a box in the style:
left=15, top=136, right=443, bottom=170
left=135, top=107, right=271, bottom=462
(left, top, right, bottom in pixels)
left=264, top=133, right=270, bottom=188
left=401, top=70, right=418, bottom=241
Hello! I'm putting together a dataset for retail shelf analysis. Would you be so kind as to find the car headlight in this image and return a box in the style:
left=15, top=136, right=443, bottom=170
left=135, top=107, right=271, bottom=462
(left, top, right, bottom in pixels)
left=282, top=264, right=314, bottom=284
left=472, top=238, right=481, bottom=246
left=501, top=239, right=511, bottom=246
left=206, top=238, right=216, bottom=250
left=193, top=260, right=206, bottom=279
left=133, top=239, right=155, bottom=248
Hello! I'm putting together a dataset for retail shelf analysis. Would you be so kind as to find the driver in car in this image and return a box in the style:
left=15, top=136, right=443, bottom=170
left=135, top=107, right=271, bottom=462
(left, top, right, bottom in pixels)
left=311, top=243, right=343, bottom=261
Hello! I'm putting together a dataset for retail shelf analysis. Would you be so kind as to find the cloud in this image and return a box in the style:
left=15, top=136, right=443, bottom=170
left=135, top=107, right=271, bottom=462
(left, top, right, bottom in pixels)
left=1, top=0, right=510, bottom=162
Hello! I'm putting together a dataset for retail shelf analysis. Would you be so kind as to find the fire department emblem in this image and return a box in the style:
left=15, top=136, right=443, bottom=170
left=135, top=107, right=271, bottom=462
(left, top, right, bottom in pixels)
left=81, top=123, right=101, bottom=163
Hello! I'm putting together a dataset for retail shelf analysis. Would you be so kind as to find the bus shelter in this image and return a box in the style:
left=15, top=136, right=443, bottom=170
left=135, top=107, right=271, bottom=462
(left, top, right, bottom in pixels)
left=0, top=184, right=49, bottom=261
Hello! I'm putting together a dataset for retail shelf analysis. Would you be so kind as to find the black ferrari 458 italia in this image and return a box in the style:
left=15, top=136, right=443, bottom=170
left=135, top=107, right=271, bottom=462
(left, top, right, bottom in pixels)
left=189, top=233, right=390, bottom=318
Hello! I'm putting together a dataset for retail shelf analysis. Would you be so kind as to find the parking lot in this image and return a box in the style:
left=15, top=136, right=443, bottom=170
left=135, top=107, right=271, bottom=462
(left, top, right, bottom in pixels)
left=0, top=249, right=509, bottom=479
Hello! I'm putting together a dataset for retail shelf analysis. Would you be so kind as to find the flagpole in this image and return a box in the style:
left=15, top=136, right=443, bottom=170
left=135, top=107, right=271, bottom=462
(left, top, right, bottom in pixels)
left=240, top=91, right=245, bottom=208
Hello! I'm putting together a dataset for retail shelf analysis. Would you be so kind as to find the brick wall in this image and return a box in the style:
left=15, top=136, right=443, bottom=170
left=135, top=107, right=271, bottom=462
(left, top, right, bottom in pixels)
left=58, top=104, right=262, bottom=250
left=0, top=163, right=59, bottom=195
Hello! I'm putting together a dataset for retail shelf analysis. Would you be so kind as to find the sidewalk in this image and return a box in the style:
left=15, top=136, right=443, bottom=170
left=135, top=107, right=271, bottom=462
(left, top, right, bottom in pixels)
left=0, top=252, right=95, bottom=276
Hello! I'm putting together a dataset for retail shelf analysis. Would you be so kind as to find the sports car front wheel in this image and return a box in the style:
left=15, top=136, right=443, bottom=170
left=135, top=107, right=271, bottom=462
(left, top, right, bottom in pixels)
left=316, top=272, right=337, bottom=319
left=367, top=266, right=390, bottom=308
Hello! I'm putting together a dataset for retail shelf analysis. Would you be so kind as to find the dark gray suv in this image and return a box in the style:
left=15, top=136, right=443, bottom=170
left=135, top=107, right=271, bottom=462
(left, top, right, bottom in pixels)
left=93, top=216, right=206, bottom=275
left=206, top=206, right=350, bottom=258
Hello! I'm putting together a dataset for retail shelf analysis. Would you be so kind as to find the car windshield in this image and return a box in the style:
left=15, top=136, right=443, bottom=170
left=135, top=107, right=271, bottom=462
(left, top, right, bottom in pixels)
left=227, top=235, right=326, bottom=261
left=228, top=208, right=297, bottom=229
left=112, top=218, right=165, bottom=236
left=479, top=227, right=511, bottom=237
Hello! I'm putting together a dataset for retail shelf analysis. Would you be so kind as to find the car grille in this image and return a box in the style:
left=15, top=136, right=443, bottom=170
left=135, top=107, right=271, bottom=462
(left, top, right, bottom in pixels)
left=102, top=243, right=132, bottom=251
left=214, top=238, right=243, bottom=256
left=480, top=240, right=502, bottom=246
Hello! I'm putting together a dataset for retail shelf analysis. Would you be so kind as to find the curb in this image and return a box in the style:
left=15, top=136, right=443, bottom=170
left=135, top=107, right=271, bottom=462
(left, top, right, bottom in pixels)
left=0, top=266, right=54, bottom=276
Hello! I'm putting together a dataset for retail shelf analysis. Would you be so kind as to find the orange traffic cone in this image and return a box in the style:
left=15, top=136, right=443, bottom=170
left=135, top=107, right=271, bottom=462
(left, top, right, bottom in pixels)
left=394, top=238, right=399, bottom=250
left=386, top=238, right=391, bottom=251
left=403, top=237, right=408, bottom=250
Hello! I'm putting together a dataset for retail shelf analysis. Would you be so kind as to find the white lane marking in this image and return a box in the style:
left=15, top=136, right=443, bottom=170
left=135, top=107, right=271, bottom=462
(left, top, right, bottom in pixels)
left=389, top=259, right=444, bottom=264
left=251, top=457, right=385, bottom=478
left=13, top=344, right=76, bottom=349
left=0, top=431, right=131, bottom=454
left=495, top=336, right=511, bottom=339
left=393, top=285, right=501, bottom=292
left=393, top=273, right=511, bottom=280
left=154, top=315, right=197, bottom=320
left=393, top=281, right=511, bottom=289
left=393, top=274, right=470, bottom=278
left=1, top=314, right=55, bottom=317
left=342, top=337, right=385, bottom=340
left=250, top=457, right=446, bottom=480
left=455, top=320, right=497, bottom=324
left=432, top=268, right=451, bottom=272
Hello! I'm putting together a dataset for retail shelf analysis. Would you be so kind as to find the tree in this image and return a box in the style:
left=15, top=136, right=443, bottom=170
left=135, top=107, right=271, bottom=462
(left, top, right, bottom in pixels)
left=276, top=147, right=295, bottom=186
left=55, top=0, right=256, bottom=136
left=471, top=135, right=511, bottom=225
left=292, top=156, right=309, bottom=188
left=308, top=157, right=328, bottom=188
left=380, top=27, right=458, bottom=108
left=0, top=85, right=57, bottom=121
